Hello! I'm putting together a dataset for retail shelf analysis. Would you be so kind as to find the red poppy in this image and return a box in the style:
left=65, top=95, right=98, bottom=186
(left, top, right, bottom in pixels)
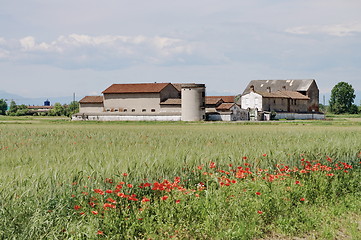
left=161, top=195, right=169, bottom=201
left=141, top=197, right=150, bottom=203
left=103, top=203, right=116, bottom=209
left=257, top=210, right=263, bottom=214
left=300, top=198, right=305, bottom=201
left=91, top=211, right=98, bottom=215
left=175, top=200, right=181, bottom=204
left=74, top=205, right=81, bottom=210
left=106, top=198, right=116, bottom=203
left=97, top=230, right=103, bottom=235
left=123, top=173, right=128, bottom=176
left=295, top=181, right=300, bottom=184
left=255, top=192, right=261, bottom=196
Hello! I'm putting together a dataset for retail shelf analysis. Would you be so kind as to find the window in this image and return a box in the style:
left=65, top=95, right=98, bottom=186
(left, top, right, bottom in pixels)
left=131, top=109, right=135, bottom=112
left=106, top=108, right=111, bottom=112
left=142, top=109, right=146, bottom=112
left=114, top=108, right=119, bottom=112
left=202, top=91, right=205, bottom=97
left=123, top=109, right=127, bottom=112
left=151, top=109, right=155, bottom=112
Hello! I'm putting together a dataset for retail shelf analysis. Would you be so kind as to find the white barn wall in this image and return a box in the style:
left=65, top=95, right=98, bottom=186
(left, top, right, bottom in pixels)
left=241, top=92, right=262, bottom=110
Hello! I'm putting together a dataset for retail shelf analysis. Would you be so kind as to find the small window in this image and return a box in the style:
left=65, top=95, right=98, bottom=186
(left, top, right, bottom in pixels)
left=142, top=109, right=146, bottom=112
left=123, top=109, right=127, bottom=112
left=114, top=108, right=119, bottom=112
left=106, top=108, right=111, bottom=112
left=273, top=100, right=276, bottom=104
left=131, top=109, right=135, bottom=112
left=151, top=109, right=155, bottom=112
left=202, top=91, right=205, bottom=97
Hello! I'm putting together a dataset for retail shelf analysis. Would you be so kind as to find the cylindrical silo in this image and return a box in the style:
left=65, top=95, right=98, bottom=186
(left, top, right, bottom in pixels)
left=181, top=84, right=206, bottom=121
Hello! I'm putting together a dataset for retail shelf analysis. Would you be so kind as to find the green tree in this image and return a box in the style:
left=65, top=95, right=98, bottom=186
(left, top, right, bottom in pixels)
left=7, top=100, right=18, bottom=115
left=49, top=102, right=65, bottom=116
left=0, top=99, right=7, bottom=115
left=329, top=82, right=356, bottom=114
left=64, top=101, right=79, bottom=117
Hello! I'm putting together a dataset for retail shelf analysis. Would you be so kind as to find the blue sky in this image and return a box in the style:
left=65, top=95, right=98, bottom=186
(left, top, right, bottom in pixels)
left=0, top=0, right=360, bottom=104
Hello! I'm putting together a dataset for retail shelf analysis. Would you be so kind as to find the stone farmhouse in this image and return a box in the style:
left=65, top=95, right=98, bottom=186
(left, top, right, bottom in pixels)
left=73, top=79, right=324, bottom=121
left=239, top=79, right=324, bottom=120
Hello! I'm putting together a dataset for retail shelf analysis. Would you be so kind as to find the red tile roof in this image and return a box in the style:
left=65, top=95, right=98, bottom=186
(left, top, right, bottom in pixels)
left=205, top=97, right=223, bottom=105
left=79, top=96, right=104, bottom=103
left=216, top=103, right=236, bottom=110
left=102, top=83, right=171, bottom=94
left=206, top=96, right=235, bottom=103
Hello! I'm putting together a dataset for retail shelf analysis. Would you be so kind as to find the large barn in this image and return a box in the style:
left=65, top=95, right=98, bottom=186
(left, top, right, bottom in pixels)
left=74, top=83, right=207, bottom=121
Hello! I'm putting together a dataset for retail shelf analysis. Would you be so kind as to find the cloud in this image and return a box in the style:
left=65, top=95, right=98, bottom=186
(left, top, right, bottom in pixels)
left=0, top=34, right=213, bottom=69
left=285, top=23, right=361, bottom=37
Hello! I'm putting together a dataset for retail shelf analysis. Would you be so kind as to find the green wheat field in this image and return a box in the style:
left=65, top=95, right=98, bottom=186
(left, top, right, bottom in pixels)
left=0, top=117, right=360, bottom=239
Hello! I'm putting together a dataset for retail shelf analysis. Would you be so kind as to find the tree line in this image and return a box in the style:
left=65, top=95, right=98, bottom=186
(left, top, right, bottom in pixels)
left=0, top=100, right=79, bottom=117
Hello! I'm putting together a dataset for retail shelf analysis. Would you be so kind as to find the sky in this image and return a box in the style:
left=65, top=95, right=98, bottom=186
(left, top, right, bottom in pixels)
left=0, top=0, right=360, bottom=104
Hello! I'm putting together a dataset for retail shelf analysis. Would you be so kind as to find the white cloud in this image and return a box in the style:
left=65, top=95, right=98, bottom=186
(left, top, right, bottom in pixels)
left=0, top=34, right=207, bottom=69
left=285, top=23, right=361, bottom=37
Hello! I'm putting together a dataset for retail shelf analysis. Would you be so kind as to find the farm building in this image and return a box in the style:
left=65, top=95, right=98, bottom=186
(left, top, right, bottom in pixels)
left=74, top=83, right=206, bottom=121
left=205, top=96, right=248, bottom=121
left=239, top=79, right=324, bottom=120
left=73, top=79, right=324, bottom=121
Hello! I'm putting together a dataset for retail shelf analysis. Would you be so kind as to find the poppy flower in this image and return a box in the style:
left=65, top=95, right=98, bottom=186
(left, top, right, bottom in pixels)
left=257, top=210, right=263, bottom=214
left=161, top=195, right=169, bottom=201
left=141, top=197, right=150, bottom=203
left=91, top=211, right=98, bottom=215
left=300, top=198, right=305, bottom=201
left=74, top=205, right=81, bottom=210
left=255, top=192, right=261, bottom=196
left=97, top=230, right=103, bottom=235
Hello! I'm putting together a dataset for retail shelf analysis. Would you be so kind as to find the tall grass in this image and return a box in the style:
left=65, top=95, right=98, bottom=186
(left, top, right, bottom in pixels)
left=0, top=121, right=360, bottom=239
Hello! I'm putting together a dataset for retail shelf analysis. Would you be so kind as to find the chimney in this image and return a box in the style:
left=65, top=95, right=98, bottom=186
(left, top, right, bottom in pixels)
left=250, top=85, right=255, bottom=92
left=266, top=87, right=271, bottom=93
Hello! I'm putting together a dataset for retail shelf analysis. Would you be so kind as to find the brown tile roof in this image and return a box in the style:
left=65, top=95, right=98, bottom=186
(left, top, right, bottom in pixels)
left=79, top=96, right=104, bottom=103
left=281, top=91, right=310, bottom=100
left=102, top=83, right=171, bottom=94
left=206, top=96, right=235, bottom=103
left=206, top=97, right=223, bottom=105
left=160, top=98, right=181, bottom=105
left=257, top=91, right=309, bottom=100
left=216, top=103, right=236, bottom=110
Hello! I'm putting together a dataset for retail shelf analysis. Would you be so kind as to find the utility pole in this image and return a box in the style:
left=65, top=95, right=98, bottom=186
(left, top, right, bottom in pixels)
left=73, top=92, right=75, bottom=103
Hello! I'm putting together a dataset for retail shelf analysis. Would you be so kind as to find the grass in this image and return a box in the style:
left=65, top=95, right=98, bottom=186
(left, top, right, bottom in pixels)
left=0, top=119, right=360, bottom=239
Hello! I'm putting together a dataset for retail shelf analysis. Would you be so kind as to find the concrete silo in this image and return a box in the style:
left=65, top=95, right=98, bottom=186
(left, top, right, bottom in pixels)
left=181, top=84, right=206, bottom=121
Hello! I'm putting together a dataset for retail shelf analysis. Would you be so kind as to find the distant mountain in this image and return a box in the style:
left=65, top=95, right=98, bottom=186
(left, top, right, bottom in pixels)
left=0, top=90, right=77, bottom=106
